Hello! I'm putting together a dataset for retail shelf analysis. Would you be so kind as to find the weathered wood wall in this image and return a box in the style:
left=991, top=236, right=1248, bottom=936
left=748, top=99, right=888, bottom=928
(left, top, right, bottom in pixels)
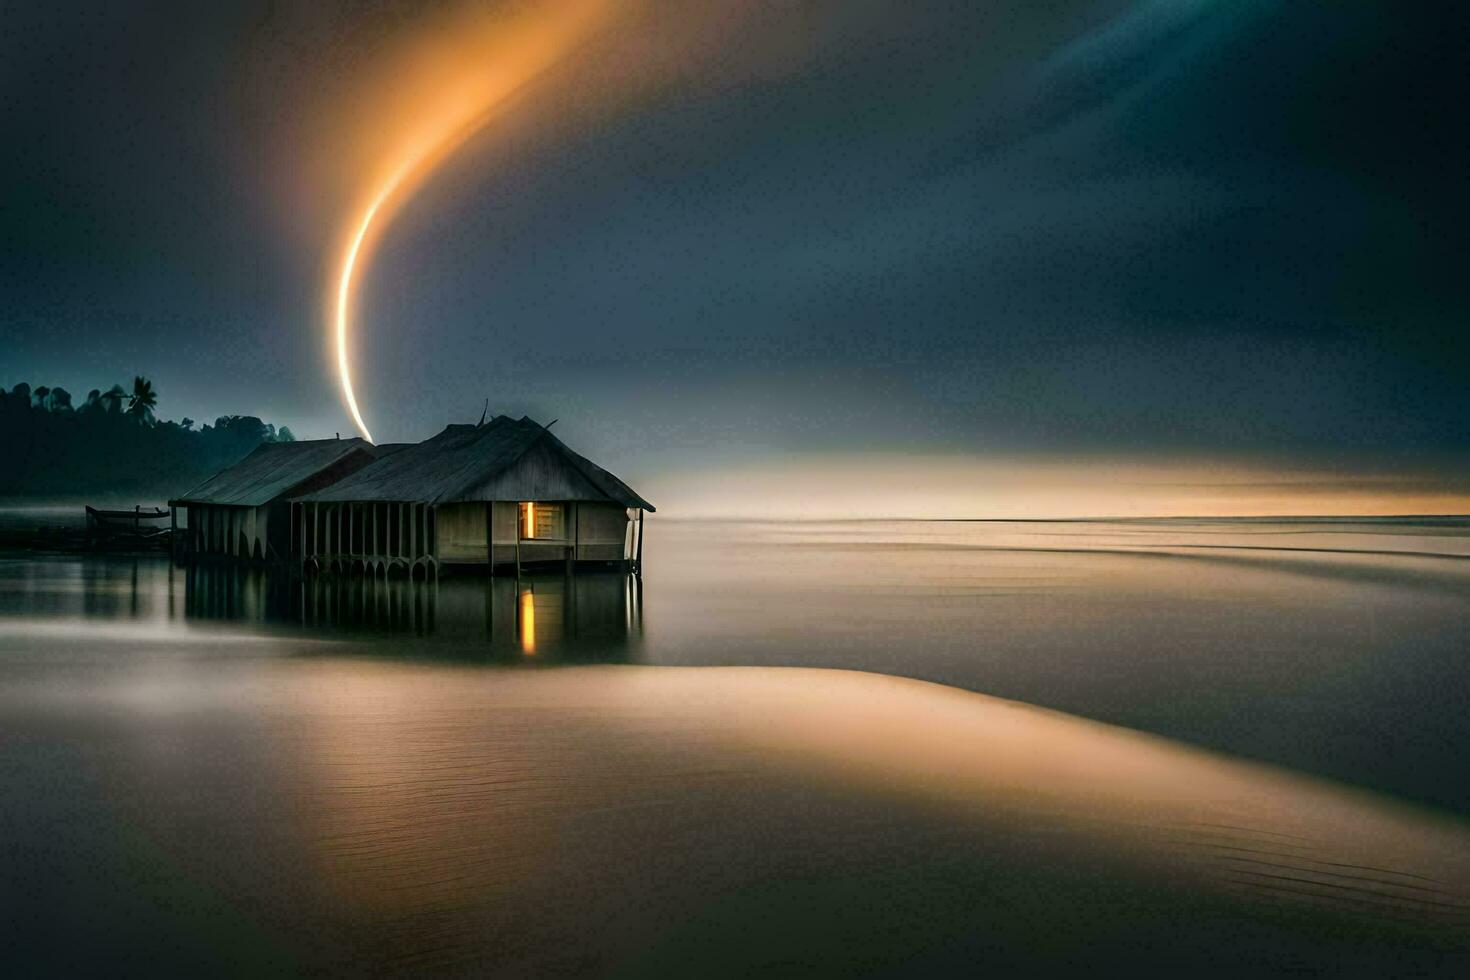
left=576, top=503, right=629, bottom=562
left=463, top=440, right=605, bottom=502
left=437, top=503, right=487, bottom=563
left=433, top=499, right=628, bottom=565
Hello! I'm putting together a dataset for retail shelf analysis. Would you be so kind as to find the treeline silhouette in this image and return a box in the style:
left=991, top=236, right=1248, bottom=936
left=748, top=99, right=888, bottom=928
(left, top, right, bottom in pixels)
left=1, top=378, right=297, bottom=500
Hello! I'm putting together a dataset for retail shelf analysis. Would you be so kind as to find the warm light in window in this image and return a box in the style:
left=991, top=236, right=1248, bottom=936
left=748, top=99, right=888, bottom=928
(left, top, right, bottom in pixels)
left=520, top=501, right=566, bottom=540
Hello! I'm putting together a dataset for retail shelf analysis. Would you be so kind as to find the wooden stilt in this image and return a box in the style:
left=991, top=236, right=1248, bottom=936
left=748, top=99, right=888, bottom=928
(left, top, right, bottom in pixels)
left=635, top=508, right=645, bottom=573
left=635, top=567, right=644, bottom=632
left=484, top=568, right=494, bottom=640
left=567, top=560, right=578, bottom=639
left=564, top=503, right=573, bottom=578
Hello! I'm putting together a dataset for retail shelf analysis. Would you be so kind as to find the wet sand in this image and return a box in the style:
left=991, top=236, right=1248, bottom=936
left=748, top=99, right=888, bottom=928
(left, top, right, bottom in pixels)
left=5, top=642, right=1469, bottom=976
left=3, top=516, right=1469, bottom=974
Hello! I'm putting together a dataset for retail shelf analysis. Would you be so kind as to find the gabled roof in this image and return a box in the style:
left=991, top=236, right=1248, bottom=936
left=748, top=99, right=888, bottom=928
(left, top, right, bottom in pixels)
left=294, top=416, right=655, bottom=511
left=172, top=438, right=377, bottom=507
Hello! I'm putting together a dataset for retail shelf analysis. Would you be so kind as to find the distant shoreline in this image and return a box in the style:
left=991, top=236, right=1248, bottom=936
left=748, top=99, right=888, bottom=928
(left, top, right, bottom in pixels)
left=5, top=502, right=1470, bottom=527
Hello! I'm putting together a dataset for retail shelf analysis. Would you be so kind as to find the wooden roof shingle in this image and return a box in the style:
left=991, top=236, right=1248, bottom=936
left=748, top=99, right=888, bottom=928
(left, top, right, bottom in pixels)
left=295, top=416, right=654, bottom=511
left=172, top=438, right=378, bottom=507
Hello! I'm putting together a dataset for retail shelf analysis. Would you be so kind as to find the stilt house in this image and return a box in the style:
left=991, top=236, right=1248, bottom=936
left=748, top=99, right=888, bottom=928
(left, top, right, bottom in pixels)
left=169, top=438, right=383, bottom=561
left=291, top=416, right=653, bottom=575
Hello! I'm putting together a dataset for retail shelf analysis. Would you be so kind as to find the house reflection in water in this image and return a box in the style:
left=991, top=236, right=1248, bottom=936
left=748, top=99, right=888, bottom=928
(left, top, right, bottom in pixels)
left=184, top=564, right=642, bottom=662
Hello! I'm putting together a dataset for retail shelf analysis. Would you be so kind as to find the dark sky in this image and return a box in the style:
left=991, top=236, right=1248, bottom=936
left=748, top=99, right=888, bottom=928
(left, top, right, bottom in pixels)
left=3, top=1, right=1465, bottom=478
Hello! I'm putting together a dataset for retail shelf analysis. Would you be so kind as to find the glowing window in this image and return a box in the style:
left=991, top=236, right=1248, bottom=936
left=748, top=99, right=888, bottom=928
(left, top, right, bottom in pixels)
left=519, top=502, right=565, bottom=540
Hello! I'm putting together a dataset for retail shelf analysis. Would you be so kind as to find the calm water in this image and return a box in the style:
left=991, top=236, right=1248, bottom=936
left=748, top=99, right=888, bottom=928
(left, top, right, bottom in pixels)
left=4, top=517, right=1470, bottom=974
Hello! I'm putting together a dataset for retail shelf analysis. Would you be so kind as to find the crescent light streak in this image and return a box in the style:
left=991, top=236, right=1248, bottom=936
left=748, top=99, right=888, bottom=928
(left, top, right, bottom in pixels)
left=335, top=169, right=406, bottom=444
left=328, top=1, right=617, bottom=442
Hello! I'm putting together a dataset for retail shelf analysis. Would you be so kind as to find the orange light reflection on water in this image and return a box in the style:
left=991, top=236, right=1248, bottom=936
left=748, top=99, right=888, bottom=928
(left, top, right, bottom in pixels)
left=520, top=588, right=536, bottom=655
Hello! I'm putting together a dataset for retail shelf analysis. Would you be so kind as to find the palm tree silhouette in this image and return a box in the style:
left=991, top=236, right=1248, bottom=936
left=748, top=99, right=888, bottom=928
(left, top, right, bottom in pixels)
left=126, top=376, right=157, bottom=423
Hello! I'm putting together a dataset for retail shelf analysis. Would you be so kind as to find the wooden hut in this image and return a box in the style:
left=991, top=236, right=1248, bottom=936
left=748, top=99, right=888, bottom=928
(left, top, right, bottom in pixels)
left=292, top=416, right=653, bottom=575
left=169, top=438, right=383, bottom=561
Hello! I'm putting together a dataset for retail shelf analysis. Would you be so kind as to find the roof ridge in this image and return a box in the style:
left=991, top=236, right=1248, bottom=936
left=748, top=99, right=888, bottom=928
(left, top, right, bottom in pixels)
left=288, top=416, right=651, bottom=508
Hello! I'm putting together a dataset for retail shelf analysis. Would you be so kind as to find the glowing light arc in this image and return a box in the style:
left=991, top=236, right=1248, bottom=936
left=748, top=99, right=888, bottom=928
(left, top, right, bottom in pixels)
left=335, top=166, right=412, bottom=444
left=327, top=0, right=618, bottom=443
